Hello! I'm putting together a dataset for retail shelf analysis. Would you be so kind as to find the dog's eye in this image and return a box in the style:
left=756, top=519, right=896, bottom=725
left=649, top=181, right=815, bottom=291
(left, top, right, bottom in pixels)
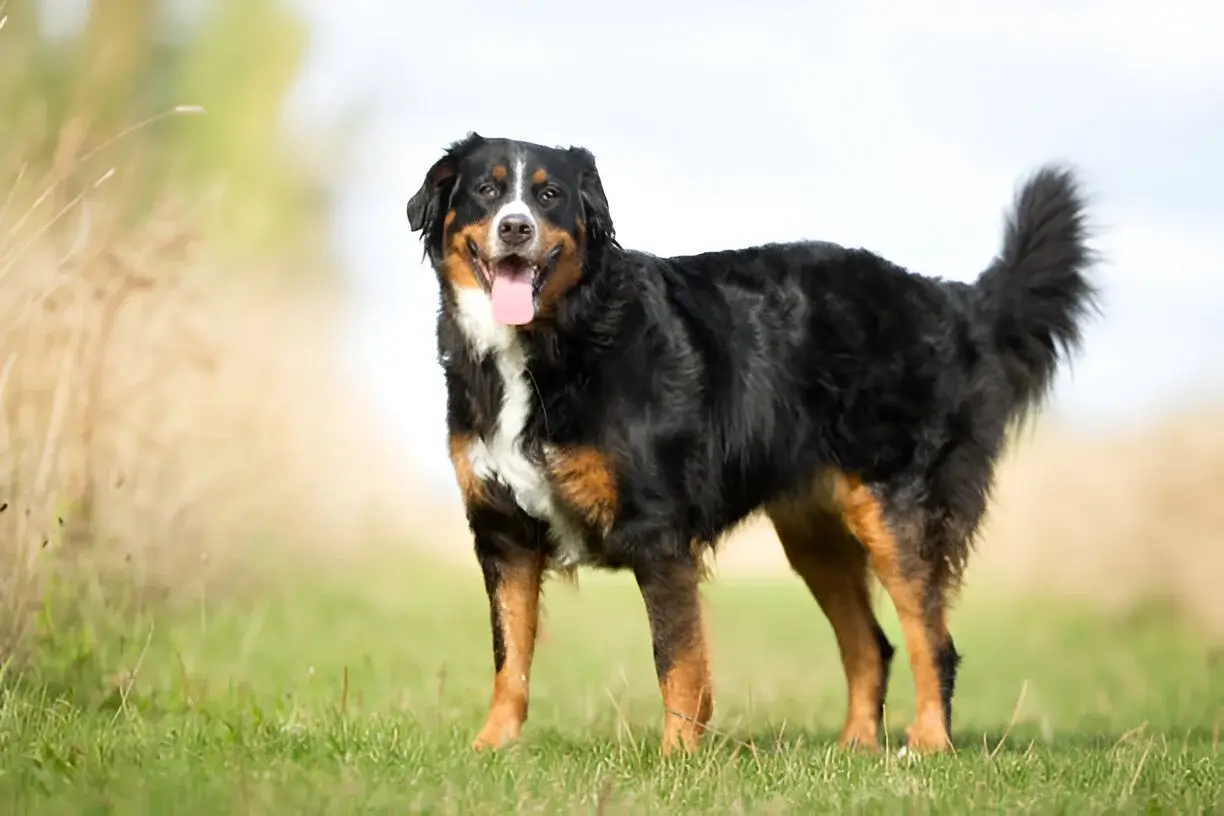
left=537, top=186, right=560, bottom=205
left=477, top=182, right=499, bottom=199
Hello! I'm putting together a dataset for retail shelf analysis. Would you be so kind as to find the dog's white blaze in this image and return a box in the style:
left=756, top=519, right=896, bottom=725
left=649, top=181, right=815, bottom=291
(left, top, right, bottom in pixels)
left=484, top=156, right=541, bottom=260
left=453, top=286, right=589, bottom=568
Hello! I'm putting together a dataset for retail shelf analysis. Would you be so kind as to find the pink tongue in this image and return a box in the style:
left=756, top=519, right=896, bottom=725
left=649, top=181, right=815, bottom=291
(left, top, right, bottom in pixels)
left=491, top=271, right=535, bottom=325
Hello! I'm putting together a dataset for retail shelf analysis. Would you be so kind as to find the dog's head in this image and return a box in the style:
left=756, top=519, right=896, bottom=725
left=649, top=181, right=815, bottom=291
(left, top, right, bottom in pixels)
left=407, top=133, right=615, bottom=327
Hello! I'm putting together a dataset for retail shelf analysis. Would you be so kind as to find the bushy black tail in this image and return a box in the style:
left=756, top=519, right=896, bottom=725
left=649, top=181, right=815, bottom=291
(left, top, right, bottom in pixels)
left=975, top=165, right=1100, bottom=425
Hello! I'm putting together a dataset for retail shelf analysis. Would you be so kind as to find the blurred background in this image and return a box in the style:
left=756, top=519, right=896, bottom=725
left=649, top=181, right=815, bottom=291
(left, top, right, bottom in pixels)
left=2, top=0, right=1223, bottom=664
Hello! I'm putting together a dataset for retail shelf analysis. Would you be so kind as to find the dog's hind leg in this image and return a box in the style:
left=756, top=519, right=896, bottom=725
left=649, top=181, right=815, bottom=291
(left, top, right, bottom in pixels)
left=829, top=474, right=955, bottom=754
left=767, top=499, right=895, bottom=751
left=926, top=563, right=963, bottom=738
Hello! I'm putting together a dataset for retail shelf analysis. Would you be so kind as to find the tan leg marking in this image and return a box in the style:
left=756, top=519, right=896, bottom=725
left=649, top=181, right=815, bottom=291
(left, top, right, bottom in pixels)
left=830, top=471, right=951, bottom=753
left=636, top=557, right=714, bottom=755
left=768, top=499, right=889, bottom=750
left=659, top=621, right=714, bottom=755
left=473, top=550, right=545, bottom=750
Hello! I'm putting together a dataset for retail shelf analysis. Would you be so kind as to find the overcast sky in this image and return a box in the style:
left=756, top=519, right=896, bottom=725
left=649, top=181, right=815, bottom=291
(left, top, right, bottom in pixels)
left=291, top=0, right=1224, bottom=489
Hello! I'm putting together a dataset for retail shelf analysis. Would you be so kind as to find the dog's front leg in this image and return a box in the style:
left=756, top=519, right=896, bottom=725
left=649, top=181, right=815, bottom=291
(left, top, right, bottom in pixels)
left=633, top=553, right=714, bottom=755
left=471, top=541, right=545, bottom=751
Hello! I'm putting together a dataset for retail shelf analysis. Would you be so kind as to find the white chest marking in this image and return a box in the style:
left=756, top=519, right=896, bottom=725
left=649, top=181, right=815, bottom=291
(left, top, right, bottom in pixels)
left=454, top=286, right=588, bottom=568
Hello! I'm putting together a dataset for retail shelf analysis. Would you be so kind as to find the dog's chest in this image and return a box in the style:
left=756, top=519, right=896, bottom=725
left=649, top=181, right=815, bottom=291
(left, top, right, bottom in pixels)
left=456, top=291, right=589, bottom=568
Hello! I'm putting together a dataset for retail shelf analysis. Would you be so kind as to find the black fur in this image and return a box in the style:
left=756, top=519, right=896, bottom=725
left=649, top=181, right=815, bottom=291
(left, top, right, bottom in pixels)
left=936, top=637, right=963, bottom=734
left=977, top=167, right=1100, bottom=426
left=873, top=623, right=897, bottom=721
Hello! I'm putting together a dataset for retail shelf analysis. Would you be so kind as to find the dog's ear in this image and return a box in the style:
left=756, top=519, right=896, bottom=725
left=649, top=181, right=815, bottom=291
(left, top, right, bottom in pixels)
left=407, top=132, right=484, bottom=245
left=567, top=146, right=615, bottom=249
left=406, top=157, right=453, bottom=234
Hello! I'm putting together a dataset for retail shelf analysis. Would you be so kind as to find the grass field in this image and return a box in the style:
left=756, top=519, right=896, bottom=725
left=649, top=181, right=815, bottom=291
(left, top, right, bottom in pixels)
left=4, top=10, right=1220, bottom=814
left=1, top=554, right=1219, bottom=814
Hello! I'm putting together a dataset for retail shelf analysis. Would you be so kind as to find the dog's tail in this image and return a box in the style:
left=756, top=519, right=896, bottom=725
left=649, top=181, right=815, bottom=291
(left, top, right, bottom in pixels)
left=973, top=165, right=1099, bottom=425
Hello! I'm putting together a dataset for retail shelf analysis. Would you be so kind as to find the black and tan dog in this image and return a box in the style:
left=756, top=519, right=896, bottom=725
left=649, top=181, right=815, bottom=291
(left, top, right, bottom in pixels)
left=406, top=133, right=1097, bottom=755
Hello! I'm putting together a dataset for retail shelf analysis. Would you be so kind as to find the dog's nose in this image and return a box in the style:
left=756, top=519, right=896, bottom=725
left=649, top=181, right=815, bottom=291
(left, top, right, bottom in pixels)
left=497, top=214, right=534, bottom=246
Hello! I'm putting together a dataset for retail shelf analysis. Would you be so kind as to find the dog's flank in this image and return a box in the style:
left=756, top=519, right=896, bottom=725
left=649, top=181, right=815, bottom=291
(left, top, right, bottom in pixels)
left=406, top=133, right=1100, bottom=757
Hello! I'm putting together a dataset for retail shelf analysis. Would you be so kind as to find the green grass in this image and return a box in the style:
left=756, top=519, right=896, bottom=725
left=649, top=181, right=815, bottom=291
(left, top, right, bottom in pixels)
left=1, top=556, right=1221, bottom=814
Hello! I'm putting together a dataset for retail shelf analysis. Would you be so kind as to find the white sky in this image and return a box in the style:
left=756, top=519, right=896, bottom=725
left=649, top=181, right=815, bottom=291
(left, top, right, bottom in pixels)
left=290, top=0, right=1224, bottom=488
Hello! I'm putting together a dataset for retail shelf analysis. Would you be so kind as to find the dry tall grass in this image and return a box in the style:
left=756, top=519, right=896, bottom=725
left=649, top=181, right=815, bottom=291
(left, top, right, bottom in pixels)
left=974, top=413, right=1224, bottom=634
left=0, top=148, right=419, bottom=660
left=0, top=1, right=433, bottom=669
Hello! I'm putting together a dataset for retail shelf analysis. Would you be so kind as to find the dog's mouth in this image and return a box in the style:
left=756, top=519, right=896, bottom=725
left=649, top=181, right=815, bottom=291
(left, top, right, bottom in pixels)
left=466, top=238, right=562, bottom=326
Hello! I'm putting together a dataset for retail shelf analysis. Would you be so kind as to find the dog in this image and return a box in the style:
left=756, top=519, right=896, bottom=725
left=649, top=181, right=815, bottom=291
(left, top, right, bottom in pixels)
left=405, top=132, right=1098, bottom=755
